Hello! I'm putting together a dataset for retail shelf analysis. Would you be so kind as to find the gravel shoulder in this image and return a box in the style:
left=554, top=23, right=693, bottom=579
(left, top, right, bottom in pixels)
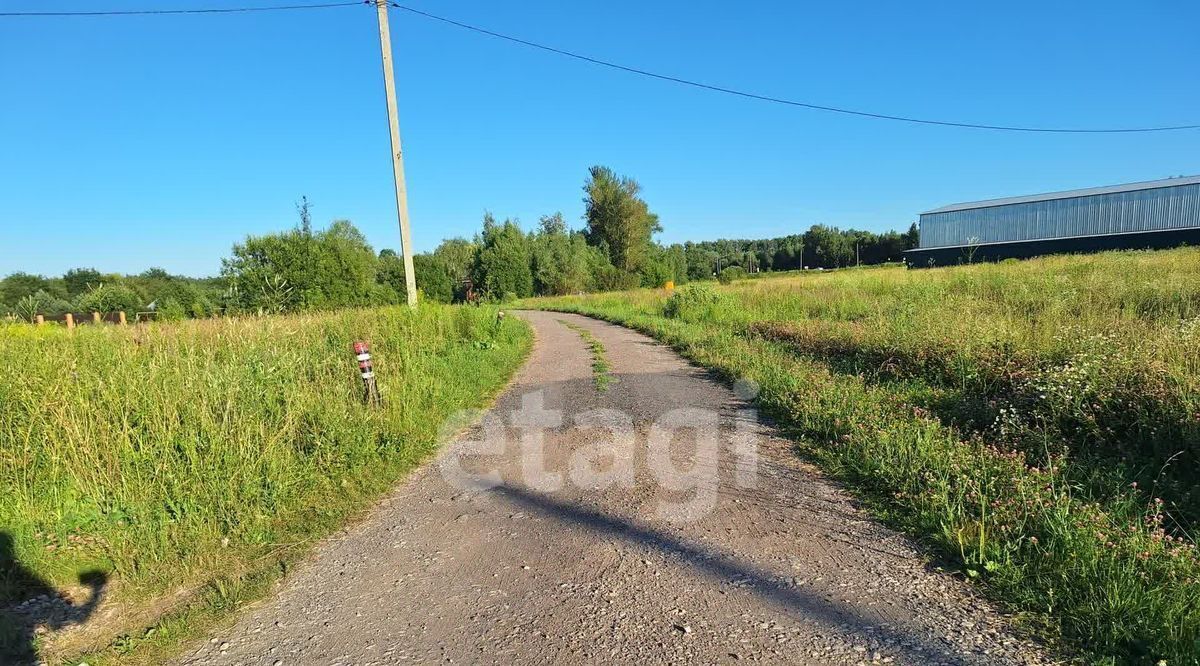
left=179, top=311, right=1051, bottom=665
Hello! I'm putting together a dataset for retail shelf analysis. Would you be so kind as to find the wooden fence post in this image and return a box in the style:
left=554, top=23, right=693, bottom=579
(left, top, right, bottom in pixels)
left=35, top=314, right=44, bottom=326
left=118, top=312, right=127, bottom=325
left=65, top=313, right=75, bottom=330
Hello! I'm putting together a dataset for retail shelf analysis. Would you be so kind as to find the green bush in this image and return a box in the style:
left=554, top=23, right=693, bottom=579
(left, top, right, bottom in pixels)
left=12, top=290, right=74, bottom=320
left=189, top=295, right=216, bottom=318
left=38, top=294, right=75, bottom=318
left=718, top=266, right=747, bottom=284
left=223, top=220, right=377, bottom=313
left=639, top=258, right=675, bottom=288
left=156, top=298, right=188, bottom=322
left=590, top=264, right=641, bottom=293
left=14, top=295, right=40, bottom=322
left=663, top=284, right=722, bottom=321
left=414, top=254, right=456, bottom=303
left=77, top=284, right=142, bottom=314
left=368, top=283, right=402, bottom=307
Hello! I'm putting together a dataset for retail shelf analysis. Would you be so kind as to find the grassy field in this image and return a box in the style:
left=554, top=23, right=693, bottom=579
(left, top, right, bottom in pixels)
left=0, top=305, right=531, bottom=664
left=527, top=248, right=1200, bottom=665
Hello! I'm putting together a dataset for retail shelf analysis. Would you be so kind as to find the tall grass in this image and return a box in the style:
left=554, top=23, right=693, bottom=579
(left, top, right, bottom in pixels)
left=0, top=305, right=530, bottom=661
left=528, top=248, right=1200, bottom=665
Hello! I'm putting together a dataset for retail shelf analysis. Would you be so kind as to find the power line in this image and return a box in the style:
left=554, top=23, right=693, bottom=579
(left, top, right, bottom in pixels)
left=388, top=2, right=1199, bottom=135
left=6, top=1, right=1197, bottom=134
left=0, top=2, right=367, bottom=17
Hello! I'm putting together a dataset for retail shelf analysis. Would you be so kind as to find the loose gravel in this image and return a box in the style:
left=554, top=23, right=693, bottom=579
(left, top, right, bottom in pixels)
left=179, top=311, right=1052, bottom=665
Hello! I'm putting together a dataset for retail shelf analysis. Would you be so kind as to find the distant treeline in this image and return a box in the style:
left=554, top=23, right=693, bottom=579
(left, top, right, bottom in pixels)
left=0, top=268, right=225, bottom=322
left=680, top=223, right=918, bottom=279
left=1, top=166, right=917, bottom=319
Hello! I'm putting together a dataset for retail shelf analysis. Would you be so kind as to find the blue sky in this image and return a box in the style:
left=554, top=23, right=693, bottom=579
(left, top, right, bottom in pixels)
left=2, top=0, right=1198, bottom=277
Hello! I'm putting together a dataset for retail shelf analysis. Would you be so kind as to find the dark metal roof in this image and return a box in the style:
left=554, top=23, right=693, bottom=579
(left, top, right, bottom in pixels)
left=921, top=175, right=1200, bottom=215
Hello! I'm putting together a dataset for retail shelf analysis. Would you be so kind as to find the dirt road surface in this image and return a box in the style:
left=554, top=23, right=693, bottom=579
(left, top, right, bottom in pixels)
left=180, top=311, right=1050, bottom=665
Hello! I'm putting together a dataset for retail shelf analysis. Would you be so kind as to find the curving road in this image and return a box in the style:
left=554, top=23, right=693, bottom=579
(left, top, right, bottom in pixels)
left=180, top=311, right=1049, bottom=665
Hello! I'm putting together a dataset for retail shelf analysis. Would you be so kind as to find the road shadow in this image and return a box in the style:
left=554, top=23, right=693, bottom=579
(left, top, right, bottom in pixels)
left=0, top=532, right=107, bottom=664
left=490, top=484, right=979, bottom=664
left=452, top=317, right=1025, bottom=662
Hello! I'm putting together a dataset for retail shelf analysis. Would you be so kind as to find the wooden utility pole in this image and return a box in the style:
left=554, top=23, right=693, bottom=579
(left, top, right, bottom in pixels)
left=374, top=0, right=418, bottom=307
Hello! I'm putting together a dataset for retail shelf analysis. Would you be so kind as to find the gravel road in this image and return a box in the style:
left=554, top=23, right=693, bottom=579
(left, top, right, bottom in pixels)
left=179, top=311, right=1051, bottom=665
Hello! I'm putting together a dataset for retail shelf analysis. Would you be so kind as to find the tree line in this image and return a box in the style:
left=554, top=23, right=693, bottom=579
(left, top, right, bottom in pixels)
left=680, top=223, right=918, bottom=279
left=0, top=267, right=224, bottom=322
left=1, top=166, right=918, bottom=320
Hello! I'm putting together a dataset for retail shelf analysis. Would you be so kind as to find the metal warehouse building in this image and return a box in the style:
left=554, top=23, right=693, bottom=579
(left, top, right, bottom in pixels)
left=904, top=175, right=1200, bottom=266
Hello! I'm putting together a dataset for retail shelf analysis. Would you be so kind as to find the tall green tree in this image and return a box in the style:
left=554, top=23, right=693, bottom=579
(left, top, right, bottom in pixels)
left=582, top=166, right=661, bottom=274
left=531, top=213, right=592, bottom=295
left=638, top=243, right=687, bottom=288
left=414, top=254, right=456, bottom=303
left=433, top=238, right=478, bottom=286
left=804, top=224, right=854, bottom=268
left=472, top=213, right=533, bottom=300
left=684, top=243, right=717, bottom=281
left=376, top=249, right=407, bottom=303
left=0, top=272, right=62, bottom=304
left=62, top=268, right=102, bottom=298
left=377, top=249, right=457, bottom=303
left=904, top=222, right=920, bottom=249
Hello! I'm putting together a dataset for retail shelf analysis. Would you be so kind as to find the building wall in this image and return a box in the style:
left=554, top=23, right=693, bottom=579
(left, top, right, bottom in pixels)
left=918, top=182, right=1200, bottom=249
left=905, top=227, right=1200, bottom=268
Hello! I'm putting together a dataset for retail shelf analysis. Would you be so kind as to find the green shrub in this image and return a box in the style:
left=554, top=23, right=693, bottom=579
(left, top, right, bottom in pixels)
left=223, top=220, right=377, bottom=312
left=156, top=298, right=188, bottom=322
left=190, top=295, right=216, bottom=318
left=77, top=284, right=141, bottom=314
left=12, top=290, right=74, bottom=320
left=718, top=266, right=747, bottom=284
left=663, top=284, right=722, bottom=321
left=368, top=283, right=402, bottom=307
left=590, top=264, right=641, bottom=292
left=639, top=258, right=675, bottom=288
left=39, top=295, right=75, bottom=318
left=14, top=295, right=40, bottom=322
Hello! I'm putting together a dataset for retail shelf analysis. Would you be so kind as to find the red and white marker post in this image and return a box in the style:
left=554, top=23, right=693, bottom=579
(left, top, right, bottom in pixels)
left=353, top=341, right=382, bottom=406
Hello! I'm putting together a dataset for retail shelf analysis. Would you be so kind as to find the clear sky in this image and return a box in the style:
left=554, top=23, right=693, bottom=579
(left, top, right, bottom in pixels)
left=2, top=0, right=1198, bottom=277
